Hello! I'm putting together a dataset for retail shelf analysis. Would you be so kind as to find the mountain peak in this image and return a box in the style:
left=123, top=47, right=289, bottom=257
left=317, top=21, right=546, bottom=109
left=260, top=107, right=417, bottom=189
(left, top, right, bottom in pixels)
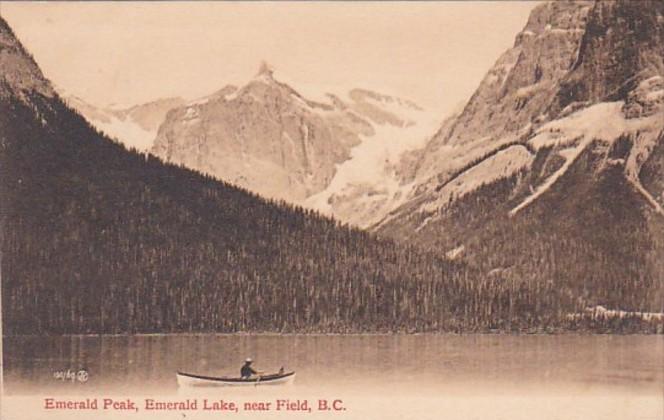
left=256, top=61, right=275, bottom=80
left=0, top=16, right=55, bottom=99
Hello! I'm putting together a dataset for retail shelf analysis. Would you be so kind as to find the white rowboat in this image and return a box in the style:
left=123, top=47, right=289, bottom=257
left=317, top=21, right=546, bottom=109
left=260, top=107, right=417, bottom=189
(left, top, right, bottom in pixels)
left=176, top=370, right=296, bottom=387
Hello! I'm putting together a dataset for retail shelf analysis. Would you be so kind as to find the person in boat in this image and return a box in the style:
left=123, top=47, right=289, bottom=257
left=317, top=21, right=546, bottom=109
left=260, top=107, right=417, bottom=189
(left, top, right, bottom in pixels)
left=240, top=358, right=262, bottom=378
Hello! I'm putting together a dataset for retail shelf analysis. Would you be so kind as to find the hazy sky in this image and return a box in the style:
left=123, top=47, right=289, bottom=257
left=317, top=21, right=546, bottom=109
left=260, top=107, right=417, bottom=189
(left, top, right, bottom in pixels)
left=1, top=2, right=537, bottom=115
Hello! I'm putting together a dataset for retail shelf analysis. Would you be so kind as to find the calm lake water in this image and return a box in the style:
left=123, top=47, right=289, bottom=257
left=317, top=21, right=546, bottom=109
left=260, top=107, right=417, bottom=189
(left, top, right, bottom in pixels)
left=2, top=334, right=663, bottom=420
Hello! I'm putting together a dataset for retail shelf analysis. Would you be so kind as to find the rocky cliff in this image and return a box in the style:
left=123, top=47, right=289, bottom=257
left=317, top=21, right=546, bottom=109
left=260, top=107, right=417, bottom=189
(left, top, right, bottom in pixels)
left=0, top=17, right=55, bottom=100
left=409, top=1, right=594, bottom=189
left=378, top=0, right=664, bottom=312
left=152, top=63, right=436, bottom=225
left=553, top=0, right=664, bottom=118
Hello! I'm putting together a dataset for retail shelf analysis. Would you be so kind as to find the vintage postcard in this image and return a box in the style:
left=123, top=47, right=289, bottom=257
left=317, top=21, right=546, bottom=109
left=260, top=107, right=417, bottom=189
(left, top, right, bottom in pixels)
left=0, top=1, right=662, bottom=419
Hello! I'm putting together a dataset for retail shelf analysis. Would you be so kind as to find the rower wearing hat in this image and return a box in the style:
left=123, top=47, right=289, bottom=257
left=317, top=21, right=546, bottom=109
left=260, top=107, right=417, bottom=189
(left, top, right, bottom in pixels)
left=240, top=358, right=263, bottom=378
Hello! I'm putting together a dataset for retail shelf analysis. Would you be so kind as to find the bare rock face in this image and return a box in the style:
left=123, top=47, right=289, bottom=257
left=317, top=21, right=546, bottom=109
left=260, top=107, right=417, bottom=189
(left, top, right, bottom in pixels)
left=381, top=0, right=664, bottom=232
left=553, top=0, right=664, bottom=118
left=152, top=64, right=432, bottom=211
left=411, top=1, right=593, bottom=186
left=377, top=1, right=664, bottom=306
left=447, top=0, right=592, bottom=144
left=0, top=17, right=54, bottom=100
left=152, top=68, right=368, bottom=201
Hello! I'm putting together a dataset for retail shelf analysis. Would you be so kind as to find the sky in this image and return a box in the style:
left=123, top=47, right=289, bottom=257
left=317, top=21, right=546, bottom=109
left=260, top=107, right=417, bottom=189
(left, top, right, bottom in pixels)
left=1, top=1, right=538, bottom=115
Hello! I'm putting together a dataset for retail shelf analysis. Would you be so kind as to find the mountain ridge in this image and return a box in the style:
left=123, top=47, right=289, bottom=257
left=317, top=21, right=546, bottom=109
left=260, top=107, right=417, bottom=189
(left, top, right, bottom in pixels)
left=151, top=62, right=438, bottom=226
left=376, top=0, right=664, bottom=314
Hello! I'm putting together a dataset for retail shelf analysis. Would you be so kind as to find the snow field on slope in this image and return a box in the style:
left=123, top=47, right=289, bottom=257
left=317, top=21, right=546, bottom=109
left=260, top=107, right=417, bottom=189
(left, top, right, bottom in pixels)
left=96, top=114, right=157, bottom=152
left=511, top=102, right=664, bottom=215
left=304, top=110, right=441, bottom=227
left=421, top=145, right=534, bottom=216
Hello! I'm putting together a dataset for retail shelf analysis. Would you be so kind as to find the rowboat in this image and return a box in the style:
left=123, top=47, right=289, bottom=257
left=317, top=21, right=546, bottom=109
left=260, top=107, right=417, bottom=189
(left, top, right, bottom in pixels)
left=176, top=370, right=296, bottom=387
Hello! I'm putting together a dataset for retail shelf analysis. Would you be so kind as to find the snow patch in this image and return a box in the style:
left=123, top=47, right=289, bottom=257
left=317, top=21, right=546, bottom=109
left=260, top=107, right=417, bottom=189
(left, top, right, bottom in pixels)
left=420, top=145, right=533, bottom=217
left=184, top=107, right=198, bottom=119
left=639, top=75, right=662, bottom=88
left=445, top=245, right=465, bottom=260
left=510, top=142, right=589, bottom=216
left=96, top=115, right=157, bottom=152
left=354, top=89, right=422, bottom=113
left=528, top=102, right=629, bottom=149
left=568, top=306, right=664, bottom=322
left=304, top=110, right=441, bottom=227
left=515, top=83, right=543, bottom=98
left=549, top=28, right=585, bottom=35
left=186, top=96, right=210, bottom=106
left=512, top=102, right=664, bottom=215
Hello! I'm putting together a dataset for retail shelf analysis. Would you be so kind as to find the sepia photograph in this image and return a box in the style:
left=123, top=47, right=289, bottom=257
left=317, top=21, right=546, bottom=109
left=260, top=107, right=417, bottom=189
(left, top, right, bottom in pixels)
left=0, top=1, right=662, bottom=419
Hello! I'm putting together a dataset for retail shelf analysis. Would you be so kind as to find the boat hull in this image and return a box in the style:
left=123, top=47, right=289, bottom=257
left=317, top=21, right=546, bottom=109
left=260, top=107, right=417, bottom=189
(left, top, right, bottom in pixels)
left=176, top=371, right=295, bottom=387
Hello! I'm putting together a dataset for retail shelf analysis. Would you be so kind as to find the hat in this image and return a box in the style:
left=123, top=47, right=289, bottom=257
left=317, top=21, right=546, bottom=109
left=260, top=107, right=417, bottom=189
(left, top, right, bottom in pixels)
left=245, top=358, right=253, bottom=363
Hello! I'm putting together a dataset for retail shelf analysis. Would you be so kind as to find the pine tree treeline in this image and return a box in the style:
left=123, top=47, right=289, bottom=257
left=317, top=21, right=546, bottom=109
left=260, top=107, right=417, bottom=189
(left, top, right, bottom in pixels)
left=1, top=90, right=661, bottom=335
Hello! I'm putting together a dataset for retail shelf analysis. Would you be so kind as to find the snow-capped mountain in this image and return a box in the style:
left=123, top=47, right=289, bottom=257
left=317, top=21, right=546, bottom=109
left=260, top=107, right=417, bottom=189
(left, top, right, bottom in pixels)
left=151, top=62, right=439, bottom=226
left=376, top=0, right=664, bottom=310
left=63, top=95, right=185, bottom=151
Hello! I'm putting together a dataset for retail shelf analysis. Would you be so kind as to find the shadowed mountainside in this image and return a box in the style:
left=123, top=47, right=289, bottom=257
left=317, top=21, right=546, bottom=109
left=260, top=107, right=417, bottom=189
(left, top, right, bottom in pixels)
left=378, top=1, right=664, bottom=317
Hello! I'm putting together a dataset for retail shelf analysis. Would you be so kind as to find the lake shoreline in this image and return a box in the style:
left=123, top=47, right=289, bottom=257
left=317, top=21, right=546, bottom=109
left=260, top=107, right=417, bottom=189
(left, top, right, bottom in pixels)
left=4, top=329, right=663, bottom=338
